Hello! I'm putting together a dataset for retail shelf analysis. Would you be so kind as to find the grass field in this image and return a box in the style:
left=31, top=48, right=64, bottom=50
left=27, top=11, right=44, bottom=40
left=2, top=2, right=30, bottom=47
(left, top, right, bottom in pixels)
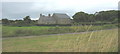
left=2, top=24, right=117, bottom=37
left=2, top=29, right=118, bottom=52
left=0, top=24, right=2, bottom=53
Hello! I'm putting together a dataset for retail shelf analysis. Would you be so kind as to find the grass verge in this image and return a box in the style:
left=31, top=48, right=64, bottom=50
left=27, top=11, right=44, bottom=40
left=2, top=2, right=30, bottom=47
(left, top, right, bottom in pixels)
left=2, top=24, right=117, bottom=37
left=2, top=29, right=118, bottom=52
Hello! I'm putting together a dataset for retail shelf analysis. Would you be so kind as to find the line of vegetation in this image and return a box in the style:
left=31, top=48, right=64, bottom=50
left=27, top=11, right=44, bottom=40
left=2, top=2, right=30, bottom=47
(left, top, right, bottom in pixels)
left=2, top=24, right=118, bottom=37
left=2, top=10, right=119, bottom=26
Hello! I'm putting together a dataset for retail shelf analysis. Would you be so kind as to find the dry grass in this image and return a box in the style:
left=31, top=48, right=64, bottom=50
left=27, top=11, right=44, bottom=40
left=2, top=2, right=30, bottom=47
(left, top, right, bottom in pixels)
left=2, top=28, right=118, bottom=52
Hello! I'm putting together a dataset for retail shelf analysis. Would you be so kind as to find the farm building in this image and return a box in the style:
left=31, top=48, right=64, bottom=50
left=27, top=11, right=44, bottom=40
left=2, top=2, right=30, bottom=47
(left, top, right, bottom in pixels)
left=38, top=13, right=71, bottom=25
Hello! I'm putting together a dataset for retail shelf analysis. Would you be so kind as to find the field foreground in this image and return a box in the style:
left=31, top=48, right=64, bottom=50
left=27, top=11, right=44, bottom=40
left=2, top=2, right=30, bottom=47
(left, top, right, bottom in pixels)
left=2, top=29, right=118, bottom=52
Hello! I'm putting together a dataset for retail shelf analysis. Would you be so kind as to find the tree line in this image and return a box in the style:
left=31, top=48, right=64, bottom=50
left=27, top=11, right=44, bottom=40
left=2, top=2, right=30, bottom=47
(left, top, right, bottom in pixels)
left=2, top=10, right=119, bottom=26
left=72, top=10, right=119, bottom=23
left=2, top=16, right=37, bottom=26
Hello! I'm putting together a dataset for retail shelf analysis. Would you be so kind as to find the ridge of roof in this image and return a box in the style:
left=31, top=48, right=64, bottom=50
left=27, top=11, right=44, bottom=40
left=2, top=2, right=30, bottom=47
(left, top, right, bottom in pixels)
left=53, top=13, right=70, bottom=18
left=53, top=13, right=66, bottom=14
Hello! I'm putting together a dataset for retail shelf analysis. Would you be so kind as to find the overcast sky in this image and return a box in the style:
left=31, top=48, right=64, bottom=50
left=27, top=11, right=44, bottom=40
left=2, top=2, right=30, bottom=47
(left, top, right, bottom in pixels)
left=1, top=0, right=119, bottom=20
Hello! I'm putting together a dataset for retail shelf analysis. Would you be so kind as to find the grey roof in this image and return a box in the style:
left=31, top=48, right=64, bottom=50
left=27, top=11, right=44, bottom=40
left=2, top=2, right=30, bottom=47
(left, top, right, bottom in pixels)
left=53, top=13, right=70, bottom=19
left=40, top=16, right=55, bottom=21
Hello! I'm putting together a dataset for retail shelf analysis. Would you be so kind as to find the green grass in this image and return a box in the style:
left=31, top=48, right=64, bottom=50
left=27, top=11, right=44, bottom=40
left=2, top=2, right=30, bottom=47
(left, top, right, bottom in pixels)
left=3, top=29, right=118, bottom=52
left=2, top=26, right=56, bottom=37
left=2, top=24, right=117, bottom=37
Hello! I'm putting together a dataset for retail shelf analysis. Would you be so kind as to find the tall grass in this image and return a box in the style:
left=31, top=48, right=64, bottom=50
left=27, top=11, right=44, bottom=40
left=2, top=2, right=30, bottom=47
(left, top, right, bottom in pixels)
left=2, top=29, right=118, bottom=52
left=2, top=23, right=118, bottom=52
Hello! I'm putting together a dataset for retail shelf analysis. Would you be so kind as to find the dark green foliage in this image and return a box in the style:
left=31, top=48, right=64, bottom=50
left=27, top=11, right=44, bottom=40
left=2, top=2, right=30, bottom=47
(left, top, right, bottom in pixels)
left=2, top=16, right=37, bottom=26
left=95, top=10, right=118, bottom=22
left=72, top=10, right=118, bottom=24
left=23, top=16, right=32, bottom=25
left=72, top=12, right=90, bottom=22
left=2, top=18, right=10, bottom=25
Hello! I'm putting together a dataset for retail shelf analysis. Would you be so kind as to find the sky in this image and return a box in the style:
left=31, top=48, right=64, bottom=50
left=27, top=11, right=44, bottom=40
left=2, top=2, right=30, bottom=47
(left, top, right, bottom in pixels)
left=1, top=0, right=119, bottom=20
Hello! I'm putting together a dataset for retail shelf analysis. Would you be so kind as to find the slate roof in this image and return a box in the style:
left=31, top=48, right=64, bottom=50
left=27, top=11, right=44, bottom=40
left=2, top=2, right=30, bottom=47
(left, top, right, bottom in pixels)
left=41, top=16, right=55, bottom=21
left=53, top=13, right=70, bottom=19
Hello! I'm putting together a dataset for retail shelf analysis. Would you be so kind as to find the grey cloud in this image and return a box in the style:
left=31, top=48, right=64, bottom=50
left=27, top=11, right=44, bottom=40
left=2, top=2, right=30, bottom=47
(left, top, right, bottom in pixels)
left=2, top=2, right=75, bottom=20
left=2, top=1, right=118, bottom=20
left=2, top=2, right=36, bottom=19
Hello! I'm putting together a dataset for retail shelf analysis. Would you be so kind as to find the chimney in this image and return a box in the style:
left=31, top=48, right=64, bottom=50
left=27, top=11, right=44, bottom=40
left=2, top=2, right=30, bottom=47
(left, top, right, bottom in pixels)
left=40, top=14, right=42, bottom=17
left=48, top=14, right=51, bottom=17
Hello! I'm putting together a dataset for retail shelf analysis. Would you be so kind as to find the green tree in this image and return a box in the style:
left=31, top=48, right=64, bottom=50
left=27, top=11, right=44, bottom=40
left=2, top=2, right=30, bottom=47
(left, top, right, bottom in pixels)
left=23, top=16, right=32, bottom=25
left=88, top=14, right=95, bottom=22
left=2, top=18, right=10, bottom=25
left=95, top=10, right=118, bottom=23
left=73, top=12, right=95, bottom=22
left=72, top=12, right=91, bottom=22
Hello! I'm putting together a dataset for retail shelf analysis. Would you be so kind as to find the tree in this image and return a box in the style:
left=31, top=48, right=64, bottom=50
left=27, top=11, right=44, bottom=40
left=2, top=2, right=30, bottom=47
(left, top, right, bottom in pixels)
left=95, top=10, right=118, bottom=23
left=88, top=14, right=95, bottom=22
left=72, top=12, right=91, bottom=22
left=2, top=18, right=10, bottom=25
left=23, top=16, right=31, bottom=25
